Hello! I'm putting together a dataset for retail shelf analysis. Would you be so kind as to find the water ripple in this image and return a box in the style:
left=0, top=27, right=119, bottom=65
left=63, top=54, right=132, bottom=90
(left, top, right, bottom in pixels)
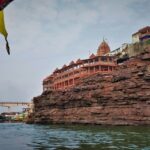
left=0, top=123, right=150, bottom=150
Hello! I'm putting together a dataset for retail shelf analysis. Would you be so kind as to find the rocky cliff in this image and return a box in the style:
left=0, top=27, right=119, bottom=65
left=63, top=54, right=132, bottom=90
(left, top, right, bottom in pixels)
left=29, top=49, right=150, bottom=125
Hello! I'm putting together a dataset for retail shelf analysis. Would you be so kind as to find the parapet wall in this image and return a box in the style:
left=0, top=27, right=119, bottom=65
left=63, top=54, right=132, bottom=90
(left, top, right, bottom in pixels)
left=126, top=40, right=150, bottom=57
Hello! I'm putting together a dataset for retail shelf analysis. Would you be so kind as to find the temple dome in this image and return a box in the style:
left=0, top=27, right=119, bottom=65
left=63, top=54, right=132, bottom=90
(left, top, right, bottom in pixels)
left=54, top=68, right=59, bottom=73
left=76, top=59, right=83, bottom=64
left=97, top=40, right=110, bottom=56
left=69, top=61, right=75, bottom=65
left=62, top=64, right=67, bottom=69
left=89, top=53, right=96, bottom=59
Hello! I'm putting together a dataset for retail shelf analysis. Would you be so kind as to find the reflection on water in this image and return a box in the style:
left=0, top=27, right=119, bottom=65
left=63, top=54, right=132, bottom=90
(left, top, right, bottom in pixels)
left=0, top=123, right=150, bottom=150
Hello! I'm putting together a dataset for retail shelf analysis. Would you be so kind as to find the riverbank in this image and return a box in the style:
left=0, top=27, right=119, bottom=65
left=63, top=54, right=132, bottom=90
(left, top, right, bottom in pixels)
left=29, top=49, right=150, bottom=125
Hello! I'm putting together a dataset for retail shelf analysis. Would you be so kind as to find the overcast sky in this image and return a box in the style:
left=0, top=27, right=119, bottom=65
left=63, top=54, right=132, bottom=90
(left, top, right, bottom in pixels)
left=0, top=0, right=150, bottom=111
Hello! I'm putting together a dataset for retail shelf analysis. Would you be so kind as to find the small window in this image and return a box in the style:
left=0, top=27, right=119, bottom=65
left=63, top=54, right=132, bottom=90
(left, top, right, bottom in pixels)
left=101, top=56, right=107, bottom=62
left=101, top=66, right=108, bottom=71
left=109, top=66, right=112, bottom=71
left=95, top=58, right=99, bottom=62
left=109, top=57, right=112, bottom=61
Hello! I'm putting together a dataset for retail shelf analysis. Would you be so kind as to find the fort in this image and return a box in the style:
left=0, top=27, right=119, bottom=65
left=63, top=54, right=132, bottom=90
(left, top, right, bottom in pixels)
left=43, top=26, right=150, bottom=92
left=27, top=26, right=150, bottom=125
left=43, top=40, right=117, bottom=91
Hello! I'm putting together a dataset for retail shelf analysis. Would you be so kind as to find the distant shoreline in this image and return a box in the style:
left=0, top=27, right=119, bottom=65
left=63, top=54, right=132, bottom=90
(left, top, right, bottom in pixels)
left=0, top=121, right=24, bottom=123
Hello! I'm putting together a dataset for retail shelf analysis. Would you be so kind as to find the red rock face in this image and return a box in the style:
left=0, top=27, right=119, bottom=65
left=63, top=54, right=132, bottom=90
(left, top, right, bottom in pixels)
left=29, top=50, right=150, bottom=125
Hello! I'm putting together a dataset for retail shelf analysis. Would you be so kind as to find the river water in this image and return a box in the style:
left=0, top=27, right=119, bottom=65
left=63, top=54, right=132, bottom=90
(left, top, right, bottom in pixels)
left=0, top=123, right=150, bottom=150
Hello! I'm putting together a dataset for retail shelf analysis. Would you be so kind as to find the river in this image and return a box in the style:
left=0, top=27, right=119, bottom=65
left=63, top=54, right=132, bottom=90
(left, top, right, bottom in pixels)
left=0, top=123, right=150, bottom=150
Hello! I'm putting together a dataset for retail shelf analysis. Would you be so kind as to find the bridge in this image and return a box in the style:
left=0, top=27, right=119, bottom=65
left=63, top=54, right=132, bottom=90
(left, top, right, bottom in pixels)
left=0, top=102, right=32, bottom=112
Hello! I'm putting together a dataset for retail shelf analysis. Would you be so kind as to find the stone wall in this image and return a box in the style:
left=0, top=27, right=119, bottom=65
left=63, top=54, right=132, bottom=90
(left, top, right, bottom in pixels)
left=28, top=49, right=150, bottom=125
left=126, top=40, right=150, bottom=57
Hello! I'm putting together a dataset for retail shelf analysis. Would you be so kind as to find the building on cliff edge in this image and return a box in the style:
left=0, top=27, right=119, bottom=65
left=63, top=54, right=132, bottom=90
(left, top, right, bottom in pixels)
left=43, top=40, right=117, bottom=91
left=132, top=26, right=150, bottom=43
left=108, top=26, right=150, bottom=58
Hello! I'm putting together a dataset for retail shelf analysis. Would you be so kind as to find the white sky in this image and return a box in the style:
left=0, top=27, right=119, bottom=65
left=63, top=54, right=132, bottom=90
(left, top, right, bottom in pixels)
left=0, top=0, right=150, bottom=112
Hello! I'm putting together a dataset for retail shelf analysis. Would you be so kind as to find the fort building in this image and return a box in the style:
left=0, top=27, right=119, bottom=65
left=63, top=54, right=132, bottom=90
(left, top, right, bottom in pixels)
left=43, top=40, right=117, bottom=91
left=132, top=26, right=150, bottom=43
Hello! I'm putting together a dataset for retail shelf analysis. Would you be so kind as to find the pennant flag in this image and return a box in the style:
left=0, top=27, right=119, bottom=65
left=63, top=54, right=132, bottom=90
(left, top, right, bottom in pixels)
left=0, top=0, right=13, bottom=54
left=0, top=0, right=14, bottom=11
left=0, top=10, right=10, bottom=54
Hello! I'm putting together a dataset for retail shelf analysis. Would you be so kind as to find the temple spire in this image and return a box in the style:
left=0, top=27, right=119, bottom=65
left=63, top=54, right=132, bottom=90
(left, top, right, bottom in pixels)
left=97, top=39, right=110, bottom=56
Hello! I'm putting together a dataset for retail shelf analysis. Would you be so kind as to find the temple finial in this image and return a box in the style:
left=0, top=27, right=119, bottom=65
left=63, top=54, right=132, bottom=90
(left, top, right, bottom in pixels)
left=103, top=36, right=105, bottom=42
